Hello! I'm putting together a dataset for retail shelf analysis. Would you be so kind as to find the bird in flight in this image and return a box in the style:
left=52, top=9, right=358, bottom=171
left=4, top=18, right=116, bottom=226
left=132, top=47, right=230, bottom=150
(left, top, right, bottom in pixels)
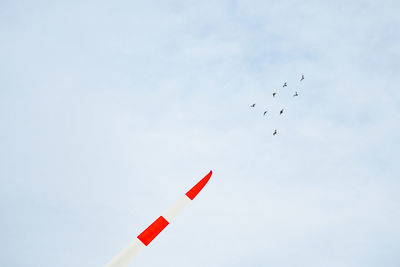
left=273, top=129, right=277, bottom=136
left=293, top=91, right=299, bottom=97
left=250, top=103, right=256, bottom=107
left=283, top=82, right=287, bottom=87
left=272, top=92, right=277, bottom=97
left=280, top=109, right=284, bottom=115
left=300, top=74, right=304, bottom=81
left=263, top=111, right=268, bottom=116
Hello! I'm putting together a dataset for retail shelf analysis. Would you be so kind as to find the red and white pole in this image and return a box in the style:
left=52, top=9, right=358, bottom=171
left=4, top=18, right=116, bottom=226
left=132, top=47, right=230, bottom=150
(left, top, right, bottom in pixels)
left=105, top=171, right=212, bottom=267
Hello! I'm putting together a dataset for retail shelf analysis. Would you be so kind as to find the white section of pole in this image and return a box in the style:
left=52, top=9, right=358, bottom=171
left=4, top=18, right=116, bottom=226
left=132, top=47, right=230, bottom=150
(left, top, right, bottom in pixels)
left=162, top=195, right=191, bottom=222
left=105, top=238, right=145, bottom=267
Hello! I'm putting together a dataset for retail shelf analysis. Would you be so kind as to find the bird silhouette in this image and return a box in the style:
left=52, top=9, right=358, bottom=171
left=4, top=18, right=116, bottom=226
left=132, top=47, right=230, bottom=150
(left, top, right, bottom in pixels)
left=263, top=111, right=268, bottom=116
left=273, top=92, right=277, bottom=97
left=293, top=91, right=299, bottom=97
left=273, top=129, right=277, bottom=136
left=280, top=109, right=284, bottom=115
left=250, top=103, right=256, bottom=107
left=283, top=82, right=287, bottom=87
left=300, top=74, right=304, bottom=81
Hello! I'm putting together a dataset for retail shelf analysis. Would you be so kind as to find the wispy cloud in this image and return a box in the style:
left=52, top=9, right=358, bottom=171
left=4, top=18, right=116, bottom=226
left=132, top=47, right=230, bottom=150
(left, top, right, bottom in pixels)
left=1, top=0, right=399, bottom=266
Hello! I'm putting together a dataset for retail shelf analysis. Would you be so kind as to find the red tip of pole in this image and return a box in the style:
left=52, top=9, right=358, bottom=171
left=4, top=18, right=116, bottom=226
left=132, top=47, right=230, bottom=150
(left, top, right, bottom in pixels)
left=185, top=170, right=212, bottom=200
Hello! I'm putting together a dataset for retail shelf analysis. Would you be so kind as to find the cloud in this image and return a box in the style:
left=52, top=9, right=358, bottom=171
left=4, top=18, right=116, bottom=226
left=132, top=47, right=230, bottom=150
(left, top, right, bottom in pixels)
left=1, top=0, right=400, bottom=266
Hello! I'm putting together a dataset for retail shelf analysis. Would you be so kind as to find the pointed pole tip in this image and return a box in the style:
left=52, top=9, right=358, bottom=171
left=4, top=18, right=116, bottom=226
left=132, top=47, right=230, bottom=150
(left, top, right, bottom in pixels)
left=186, top=171, right=212, bottom=200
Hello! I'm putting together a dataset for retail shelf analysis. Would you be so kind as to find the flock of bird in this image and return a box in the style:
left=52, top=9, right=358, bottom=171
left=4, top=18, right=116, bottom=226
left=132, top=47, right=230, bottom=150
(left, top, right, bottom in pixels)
left=250, top=74, right=305, bottom=136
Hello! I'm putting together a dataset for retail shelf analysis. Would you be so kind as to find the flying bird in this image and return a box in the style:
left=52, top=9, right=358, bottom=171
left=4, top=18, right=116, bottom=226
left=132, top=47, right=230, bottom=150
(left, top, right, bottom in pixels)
left=283, top=82, right=287, bottom=87
left=293, top=91, right=299, bottom=97
left=272, top=92, right=277, bottom=97
left=250, top=103, right=256, bottom=107
left=280, top=109, right=284, bottom=115
left=300, top=74, right=304, bottom=81
left=264, top=111, right=268, bottom=116
left=273, top=130, right=277, bottom=136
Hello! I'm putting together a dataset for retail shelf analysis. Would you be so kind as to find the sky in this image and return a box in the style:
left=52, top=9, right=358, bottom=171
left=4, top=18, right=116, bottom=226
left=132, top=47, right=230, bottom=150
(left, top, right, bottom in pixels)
left=1, top=0, right=400, bottom=266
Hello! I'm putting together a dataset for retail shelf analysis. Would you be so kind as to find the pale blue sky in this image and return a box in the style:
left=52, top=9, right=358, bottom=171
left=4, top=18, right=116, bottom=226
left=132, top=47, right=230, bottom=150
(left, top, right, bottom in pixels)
left=1, top=0, right=400, bottom=266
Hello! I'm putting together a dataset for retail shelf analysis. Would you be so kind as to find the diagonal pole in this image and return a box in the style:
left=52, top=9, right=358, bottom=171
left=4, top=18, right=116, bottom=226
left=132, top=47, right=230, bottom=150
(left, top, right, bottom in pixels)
left=105, top=171, right=212, bottom=267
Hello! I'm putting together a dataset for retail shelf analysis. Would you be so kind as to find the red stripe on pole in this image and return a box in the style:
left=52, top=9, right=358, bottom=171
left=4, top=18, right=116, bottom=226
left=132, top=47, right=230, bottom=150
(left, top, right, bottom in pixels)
left=185, top=171, right=212, bottom=200
left=137, top=216, right=169, bottom=246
